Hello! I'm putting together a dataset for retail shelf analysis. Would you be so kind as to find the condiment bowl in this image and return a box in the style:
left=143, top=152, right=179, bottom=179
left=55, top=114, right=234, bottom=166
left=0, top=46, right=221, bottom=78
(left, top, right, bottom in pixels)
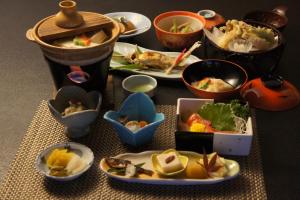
left=103, top=93, right=165, bottom=146
left=182, top=59, right=248, bottom=100
left=122, top=75, right=157, bottom=97
left=153, top=11, right=206, bottom=50
left=48, top=86, right=102, bottom=138
left=36, top=142, right=94, bottom=181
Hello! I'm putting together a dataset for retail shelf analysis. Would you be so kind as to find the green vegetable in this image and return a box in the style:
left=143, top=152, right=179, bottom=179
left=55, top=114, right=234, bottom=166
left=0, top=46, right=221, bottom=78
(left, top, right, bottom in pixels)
left=170, top=19, right=177, bottom=33
left=107, top=162, right=145, bottom=175
left=199, top=103, right=236, bottom=131
left=110, top=64, right=145, bottom=71
left=229, top=100, right=250, bottom=120
left=198, top=100, right=250, bottom=132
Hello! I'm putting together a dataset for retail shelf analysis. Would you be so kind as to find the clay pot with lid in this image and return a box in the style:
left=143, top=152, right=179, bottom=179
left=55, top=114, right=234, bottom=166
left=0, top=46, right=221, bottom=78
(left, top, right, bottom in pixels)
left=26, top=0, right=121, bottom=66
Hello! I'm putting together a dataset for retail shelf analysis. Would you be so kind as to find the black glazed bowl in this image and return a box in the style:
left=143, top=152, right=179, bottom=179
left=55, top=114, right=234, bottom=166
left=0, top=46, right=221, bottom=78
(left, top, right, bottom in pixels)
left=182, top=59, right=248, bottom=100
left=204, top=20, right=285, bottom=78
left=243, top=6, right=288, bottom=31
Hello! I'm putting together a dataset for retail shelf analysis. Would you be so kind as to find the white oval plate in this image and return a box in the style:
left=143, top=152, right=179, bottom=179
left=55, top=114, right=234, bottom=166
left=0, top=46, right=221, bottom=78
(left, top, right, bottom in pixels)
left=99, top=150, right=240, bottom=185
left=36, top=142, right=94, bottom=181
left=105, top=12, right=151, bottom=38
left=110, top=42, right=201, bottom=80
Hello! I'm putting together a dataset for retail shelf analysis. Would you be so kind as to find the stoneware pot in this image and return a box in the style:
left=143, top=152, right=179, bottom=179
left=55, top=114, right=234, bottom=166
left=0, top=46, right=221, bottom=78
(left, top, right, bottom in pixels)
left=26, top=1, right=121, bottom=66
left=48, top=86, right=102, bottom=138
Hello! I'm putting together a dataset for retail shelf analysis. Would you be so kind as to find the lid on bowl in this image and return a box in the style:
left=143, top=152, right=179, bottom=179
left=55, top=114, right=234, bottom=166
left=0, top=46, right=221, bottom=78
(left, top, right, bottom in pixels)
left=241, top=75, right=300, bottom=111
left=35, top=0, right=113, bottom=41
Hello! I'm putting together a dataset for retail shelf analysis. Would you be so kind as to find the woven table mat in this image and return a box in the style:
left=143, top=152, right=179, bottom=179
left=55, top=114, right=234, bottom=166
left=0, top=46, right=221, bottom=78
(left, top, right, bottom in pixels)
left=0, top=101, right=267, bottom=200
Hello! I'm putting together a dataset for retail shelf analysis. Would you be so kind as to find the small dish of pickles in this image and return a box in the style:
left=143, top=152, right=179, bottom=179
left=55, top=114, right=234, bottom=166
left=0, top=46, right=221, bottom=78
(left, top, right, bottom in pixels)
left=36, top=142, right=94, bottom=181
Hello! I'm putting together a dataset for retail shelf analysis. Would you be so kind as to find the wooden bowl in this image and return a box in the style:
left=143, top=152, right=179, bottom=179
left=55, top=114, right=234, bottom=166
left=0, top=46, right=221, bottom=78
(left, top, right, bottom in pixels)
left=182, top=59, right=248, bottom=100
left=153, top=11, right=206, bottom=50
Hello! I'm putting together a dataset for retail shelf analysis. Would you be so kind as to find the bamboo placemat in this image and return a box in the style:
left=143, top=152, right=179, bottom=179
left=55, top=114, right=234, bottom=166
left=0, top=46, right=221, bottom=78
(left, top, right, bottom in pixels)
left=0, top=101, right=267, bottom=199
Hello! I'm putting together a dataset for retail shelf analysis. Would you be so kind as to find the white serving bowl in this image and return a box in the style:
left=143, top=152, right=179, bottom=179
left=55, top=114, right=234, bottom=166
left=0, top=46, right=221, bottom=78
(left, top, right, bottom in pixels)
left=122, top=75, right=157, bottom=97
left=36, top=142, right=94, bottom=181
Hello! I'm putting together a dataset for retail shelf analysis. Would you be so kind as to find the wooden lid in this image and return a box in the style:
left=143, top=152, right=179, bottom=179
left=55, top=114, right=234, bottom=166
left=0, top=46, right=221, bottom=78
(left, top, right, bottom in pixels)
left=37, top=12, right=113, bottom=41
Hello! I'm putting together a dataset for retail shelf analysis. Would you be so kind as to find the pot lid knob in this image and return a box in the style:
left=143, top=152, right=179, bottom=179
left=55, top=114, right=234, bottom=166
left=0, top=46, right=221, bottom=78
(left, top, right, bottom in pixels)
left=55, top=0, right=84, bottom=28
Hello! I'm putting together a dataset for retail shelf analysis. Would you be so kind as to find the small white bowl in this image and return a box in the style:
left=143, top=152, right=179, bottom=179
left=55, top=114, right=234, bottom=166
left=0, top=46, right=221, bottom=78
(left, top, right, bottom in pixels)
left=197, top=10, right=216, bottom=19
left=122, top=75, right=157, bottom=97
left=36, top=142, right=94, bottom=181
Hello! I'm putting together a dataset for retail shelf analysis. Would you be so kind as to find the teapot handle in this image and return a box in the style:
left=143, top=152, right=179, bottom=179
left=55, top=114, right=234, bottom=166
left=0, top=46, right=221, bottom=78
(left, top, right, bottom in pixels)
left=26, top=29, right=36, bottom=42
left=272, top=5, right=288, bottom=16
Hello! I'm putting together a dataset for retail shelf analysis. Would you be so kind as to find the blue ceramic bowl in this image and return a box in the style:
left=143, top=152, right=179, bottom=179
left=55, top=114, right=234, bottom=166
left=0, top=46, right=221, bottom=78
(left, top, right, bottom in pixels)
left=104, top=93, right=165, bottom=146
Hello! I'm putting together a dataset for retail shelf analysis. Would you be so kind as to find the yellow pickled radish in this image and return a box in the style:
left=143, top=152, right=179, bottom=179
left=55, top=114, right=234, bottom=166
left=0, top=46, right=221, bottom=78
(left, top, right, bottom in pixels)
left=46, top=149, right=74, bottom=168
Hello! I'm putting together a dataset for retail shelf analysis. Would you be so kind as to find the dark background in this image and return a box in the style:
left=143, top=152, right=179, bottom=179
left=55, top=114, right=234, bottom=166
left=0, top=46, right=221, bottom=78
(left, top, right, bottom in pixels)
left=0, top=0, right=299, bottom=199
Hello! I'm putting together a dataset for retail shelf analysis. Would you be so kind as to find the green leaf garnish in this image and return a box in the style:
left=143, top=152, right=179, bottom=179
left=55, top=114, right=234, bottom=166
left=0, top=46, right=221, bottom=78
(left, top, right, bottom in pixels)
left=199, top=103, right=235, bottom=131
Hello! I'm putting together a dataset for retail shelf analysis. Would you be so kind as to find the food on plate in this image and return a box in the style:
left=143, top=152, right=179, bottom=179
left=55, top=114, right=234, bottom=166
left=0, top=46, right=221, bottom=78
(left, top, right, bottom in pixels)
left=100, top=150, right=240, bottom=183
left=196, top=152, right=228, bottom=178
left=205, top=19, right=277, bottom=52
left=152, top=149, right=188, bottom=176
left=46, top=148, right=87, bottom=177
left=114, top=17, right=136, bottom=34
left=112, top=41, right=201, bottom=74
left=186, top=113, right=214, bottom=132
left=191, top=77, right=234, bottom=92
left=125, top=120, right=149, bottom=132
left=156, top=151, right=184, bottom=173
left=53, top=30, right=108, bottom=48
left=117, top=115, right=149, bottom=132
left=62, top=100, right=86, bottom=116
left=185, top=160, right=208, bottom=179
left=105, top=157, right=153, bottom=177
left=170, top=19, right=193, bottom=33
left=184, top=100, right=250, bottom=133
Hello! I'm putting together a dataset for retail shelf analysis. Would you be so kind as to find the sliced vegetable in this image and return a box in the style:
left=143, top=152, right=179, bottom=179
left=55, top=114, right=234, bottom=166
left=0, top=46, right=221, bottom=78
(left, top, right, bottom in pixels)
left=199, top=103, right=236, bottom=131
left=73, top=34, right=91, bottom=46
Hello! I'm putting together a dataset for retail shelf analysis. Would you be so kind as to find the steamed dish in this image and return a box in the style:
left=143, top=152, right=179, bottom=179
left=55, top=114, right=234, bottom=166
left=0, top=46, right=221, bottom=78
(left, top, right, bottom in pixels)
left=155, top=151, right=184, bottom=173
left=205, top=20, right=278, bottom=52
left=53, top=30, right=108, bottom=48
left=191, top=77, right=234, bottom=92
left=117, top=115, right=149, bottom=133
left=151, top=149, right=188, bottom=176
left=62, top=100, right=86, bottom=116
left=46, top=148, right=88, bottom=177
left=183, top=100, right=250, bottom=133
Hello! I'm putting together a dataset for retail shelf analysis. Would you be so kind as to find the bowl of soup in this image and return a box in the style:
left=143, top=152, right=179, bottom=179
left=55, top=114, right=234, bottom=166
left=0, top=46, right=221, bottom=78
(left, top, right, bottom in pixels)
left=153, top=11, right=206, bottom=50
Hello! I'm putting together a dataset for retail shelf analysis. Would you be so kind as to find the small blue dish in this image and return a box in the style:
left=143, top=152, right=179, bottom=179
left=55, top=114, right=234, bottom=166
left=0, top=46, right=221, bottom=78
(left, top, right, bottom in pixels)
left=103, top=93, right=165, bottom=146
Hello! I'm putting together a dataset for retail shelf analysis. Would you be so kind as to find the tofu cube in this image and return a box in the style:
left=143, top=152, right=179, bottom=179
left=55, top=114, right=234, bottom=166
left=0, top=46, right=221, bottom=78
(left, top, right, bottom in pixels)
left=156, top=152, right=183, bottom=173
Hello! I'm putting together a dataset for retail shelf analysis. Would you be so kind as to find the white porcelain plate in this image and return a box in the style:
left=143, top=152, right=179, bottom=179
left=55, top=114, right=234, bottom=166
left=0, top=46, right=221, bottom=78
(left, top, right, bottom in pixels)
left=99, top=150, right=240, bottom=185
left=110, top=42, right=201, bottom=79
left=105, top=12, right=152, bottom=38
left=36, top=142, right=94, bottom=181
